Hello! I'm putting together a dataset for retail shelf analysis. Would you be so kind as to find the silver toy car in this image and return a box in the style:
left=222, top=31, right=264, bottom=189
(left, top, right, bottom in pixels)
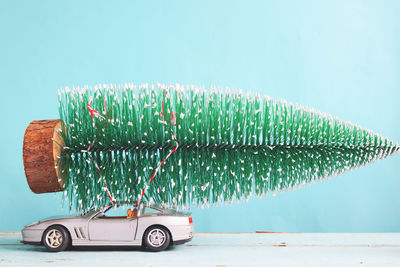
left=21, top=202, right=193, bottom=252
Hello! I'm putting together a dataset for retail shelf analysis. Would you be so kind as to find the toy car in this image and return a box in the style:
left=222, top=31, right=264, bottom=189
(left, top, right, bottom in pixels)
left=21, top=202, right=194, bottom=252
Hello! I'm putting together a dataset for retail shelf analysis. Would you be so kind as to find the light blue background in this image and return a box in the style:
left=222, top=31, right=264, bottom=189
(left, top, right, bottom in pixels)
left=0, top=0, right=399, bottom=232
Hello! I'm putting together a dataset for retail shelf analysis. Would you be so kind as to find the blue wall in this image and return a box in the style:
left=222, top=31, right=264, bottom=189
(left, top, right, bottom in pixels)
left=0, top=0, right=399, bottom=232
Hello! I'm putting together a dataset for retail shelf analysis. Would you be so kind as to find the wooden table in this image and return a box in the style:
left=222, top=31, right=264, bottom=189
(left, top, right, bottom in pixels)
left=1, top=232, right=399, bottom=266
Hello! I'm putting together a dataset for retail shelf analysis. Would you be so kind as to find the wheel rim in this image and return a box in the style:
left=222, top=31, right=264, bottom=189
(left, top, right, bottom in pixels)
left=147, top=228, right=166, bottom=247
left=45, top=229, right=63, bottom=248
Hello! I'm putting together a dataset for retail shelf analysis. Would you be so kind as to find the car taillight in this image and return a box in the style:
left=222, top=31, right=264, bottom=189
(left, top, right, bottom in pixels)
left=189, top=217, right=193, bottom=224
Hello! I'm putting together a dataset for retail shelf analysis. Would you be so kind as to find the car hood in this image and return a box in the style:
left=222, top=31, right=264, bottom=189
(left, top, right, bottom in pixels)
left=38, top=216, right=78, bottom=223
left=39, top=215, right=73, bottom=221
left=24, top=216, right=82, bottom=229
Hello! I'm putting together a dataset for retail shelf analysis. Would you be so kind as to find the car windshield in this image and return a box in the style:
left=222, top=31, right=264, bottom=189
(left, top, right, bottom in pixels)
left=81, top=209, right=98, bottom=217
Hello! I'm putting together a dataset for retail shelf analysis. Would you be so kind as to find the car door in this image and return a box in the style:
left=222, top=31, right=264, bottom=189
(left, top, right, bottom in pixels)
left=88, top=208, right=138, bottom=242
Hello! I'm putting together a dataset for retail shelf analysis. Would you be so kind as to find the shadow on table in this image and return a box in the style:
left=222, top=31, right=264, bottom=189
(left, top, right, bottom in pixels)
left=73, top=245, right=179, bottom=252
left=2, top=243, right=179, bottom=253
left=71, top=246, right=144, bottom=252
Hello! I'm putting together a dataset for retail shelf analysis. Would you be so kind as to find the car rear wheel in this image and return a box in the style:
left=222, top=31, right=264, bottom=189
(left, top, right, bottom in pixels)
left=143, top=226, right=170, bottom=252
left=42, top=225, right=70, bottom=252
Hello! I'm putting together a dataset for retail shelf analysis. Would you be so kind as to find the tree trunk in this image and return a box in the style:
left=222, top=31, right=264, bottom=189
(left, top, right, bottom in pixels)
left=23, top=120, right=64, bottom=193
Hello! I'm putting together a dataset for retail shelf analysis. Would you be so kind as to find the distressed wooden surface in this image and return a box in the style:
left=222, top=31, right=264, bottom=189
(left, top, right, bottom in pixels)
left=0, top=232, right=399, bottom=266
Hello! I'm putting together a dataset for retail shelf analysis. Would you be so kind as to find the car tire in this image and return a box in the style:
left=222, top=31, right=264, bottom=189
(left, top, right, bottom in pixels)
left=42, top=225, right=70, bottom=252
left=143, top=226, right=171, bottom=252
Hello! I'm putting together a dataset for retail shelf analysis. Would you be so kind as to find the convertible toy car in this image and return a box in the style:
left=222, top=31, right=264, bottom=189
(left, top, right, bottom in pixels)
left=21, top=202, right=193, bottom=252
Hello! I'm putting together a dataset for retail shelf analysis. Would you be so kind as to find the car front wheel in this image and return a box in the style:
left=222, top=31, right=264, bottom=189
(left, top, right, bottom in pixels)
left=42, top=225, right=70, bottom=252
left=143, top=226, right=171, bottom=252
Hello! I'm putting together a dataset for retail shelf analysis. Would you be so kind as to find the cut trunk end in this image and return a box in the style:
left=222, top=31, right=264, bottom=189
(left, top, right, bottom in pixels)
left=23, top=119, right=64, bottom=193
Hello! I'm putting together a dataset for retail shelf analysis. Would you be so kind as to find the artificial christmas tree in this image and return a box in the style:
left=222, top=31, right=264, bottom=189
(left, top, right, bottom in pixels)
left=22, top=83, right=399, bottom=213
